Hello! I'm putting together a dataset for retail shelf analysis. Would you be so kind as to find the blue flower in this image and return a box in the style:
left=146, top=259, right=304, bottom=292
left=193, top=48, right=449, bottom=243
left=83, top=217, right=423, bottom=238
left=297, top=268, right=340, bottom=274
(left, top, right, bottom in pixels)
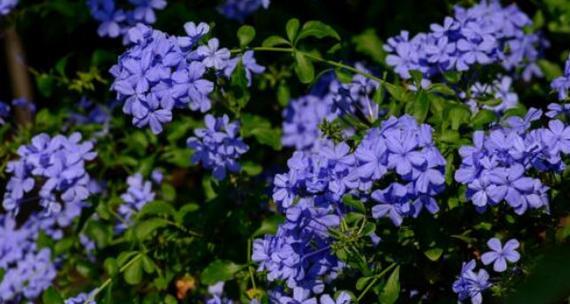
left=178, top=22, right=210, bottom=49
left=111, top=24, right=226, bottom=133
left=551, top=55, right=570, bottom=100
left=481, top=238, right=520, bottom=272
left=65, top=291, right=96, bottom=304
left=196, top=38, right=231, bottom=70
left=187, top=115, right=249, bottom=180
left=385, top=1, right=545, bottom=80
left=0, top=0, right=18, bottom=16
left=218, top=0, right=270, bottom=22
left=452, top=260, right=490, bottom=304
left=320, top=292, right=351, bottom=304
left=116, top=173, right=155, bottom=232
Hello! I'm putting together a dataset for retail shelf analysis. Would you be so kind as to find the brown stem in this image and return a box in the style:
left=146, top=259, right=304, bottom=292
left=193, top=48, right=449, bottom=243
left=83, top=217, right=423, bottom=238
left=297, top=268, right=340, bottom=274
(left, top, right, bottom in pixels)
left=3, top=26, right=33, bottom=125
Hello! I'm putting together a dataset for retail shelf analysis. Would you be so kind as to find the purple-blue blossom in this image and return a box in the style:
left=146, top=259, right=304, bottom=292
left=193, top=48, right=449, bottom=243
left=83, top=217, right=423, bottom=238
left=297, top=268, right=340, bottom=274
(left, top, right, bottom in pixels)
left=187, top=114, right=249, bottom=180
left=65, top=292, right=97, bottom=304
left=385, top=1, right=545, bottom=80
left=546, top=102, right=570, bottom=118
left=0, top=101, right=10, bottom=125
left=116, top=173, right=155, bottom=232
left=2, top=133, right=97, bottom=231
left=356, top=115, right=446, bottom=225
left=109, top=22, right=249, bottom=133
left=11, top=97, right=36, bottom=113
left=0, top=0, right=18, bottom=16
left=462, top=75, right=519, bottom=113
left=320, top=292, right=351, bottom=304
left=481, top=238, right=520, bottom=272
left=455, top=109, right=570, bottom=214
left=218, top=0, right=270, bottom=22
left=224, top=51, right=266, bottom=86
left=551, top=55, right=570, bottom=100
left=452, top=260, right=490, bottom=304
left=87, top=0, right=167, bottom=41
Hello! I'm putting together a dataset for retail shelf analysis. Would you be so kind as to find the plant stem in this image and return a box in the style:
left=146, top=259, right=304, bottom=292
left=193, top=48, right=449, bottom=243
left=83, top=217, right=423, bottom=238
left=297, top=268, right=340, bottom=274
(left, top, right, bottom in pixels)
left=84, top=253, right=143, bottom=304
left=247, top=238, right=257, bottom=290
left=356, top=262, right=397, bottom=302
left=232, top=46, right=386, bottom=84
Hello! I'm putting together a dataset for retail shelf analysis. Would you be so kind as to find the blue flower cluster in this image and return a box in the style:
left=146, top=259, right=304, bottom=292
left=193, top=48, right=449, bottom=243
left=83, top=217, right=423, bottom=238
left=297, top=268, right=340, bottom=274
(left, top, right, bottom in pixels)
left=258, top=116, right=446, bottom=301
left=461, top=75, right=519, bottom=113
left=111, top=23, right=265, bottom=133
left=452, top=260, right=490, bottom=304
left=281, top=95, right=338, bottom=150
left=205, top=282, right=233, bottom=304
left=551, top=55, right=570, bottom=100
left=0, top=0, right=17, bottom=16
left=87, top=0, right=166, bottom=41
left=385, top=0, right=544, bottom=80
left=253, top=196, right=345, bottom=297
left=357, top=116, right=446, bottom=226
left=329, top=72, right=380, bottom=123
left=0, top=101, right=10, bottom=124
left=453, top=237, right=520, bottom=304
left=546, top=102, right=570, bottom=118
left=281, top=68, right=379, bottom=151
left=218, top=0, right=270, bottom=22
left=0, top=215, right=57, bottom=302
left=2, top=133, right=97, bottom=219
left=65, top=291, right=96, bottom=304
left=116, top=173, right=155, bottom=232
left=187, top=115, right=249, bottom=181
left=69, top=97, right=111, bottom=126
left=455, top=108, right=570, bottom=214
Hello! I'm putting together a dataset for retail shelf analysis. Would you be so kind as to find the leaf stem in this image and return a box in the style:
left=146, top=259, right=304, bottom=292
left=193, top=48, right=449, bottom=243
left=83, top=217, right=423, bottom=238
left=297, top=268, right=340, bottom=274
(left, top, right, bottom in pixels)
left=232, top=46, right=386, bottom=84
left=356, top=262, right=397, bottom=302
left=84, top=253, right=143, bottom=304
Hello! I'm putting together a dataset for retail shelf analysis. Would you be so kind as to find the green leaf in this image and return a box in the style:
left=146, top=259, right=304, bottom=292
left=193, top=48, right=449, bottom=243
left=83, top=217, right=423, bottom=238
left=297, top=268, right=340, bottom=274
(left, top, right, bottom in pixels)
left=296, top=21, right=340, bottom=42
left=379, top=266, right=400, bottom=304
left=428, top=83, right=456, bottom=96
left=277, top=81, right=291, bottom=107
left=471, top=109, right=497, bottom=129
left=384, top=82, right=413, bottom=103
left=104, top=257, right=119, bottom=277
left=137, top=201, right=176, bottom=219
left=448, top=105, right=471, bottom=130
left=242, top=161, right=263, bottom=176
left=409, top=90, right=430, bottom=122
left=356, top=276, right=372, bottom=291
left=135, top=218, right=169, bottom=240
left=237, top=25, right=256, bottom=47
left=285, top=18, right=300, bottom=42
left=424, top=248, right=444, bottom=261
left=161, top=183, right=176, bottom=202
left=352, top=29, right=386, bottom=64
left=294, top=52, right=315, bottom=84
left=253, top=215, right=285, bottom=237
left=124, top=256, right=144, bottom=285
left=262, top=35, right=290, bottom=47
left=42, top=287, right=64, bottom=304
left=36, top=74, right=55, bottom=97
left=250, top=128, right=282, bottom=150
left=443, top=71, right=462, bottom=84
left=175, top=203, right=200, bottom=223
left=142, top=255, right=156, bottom=274
left=226, top=62, right=251, bottom=114
left=200, top=260, right=244, bottom=285
left=342, top=195, right=366, bottom=213
left=241, top=113, right=282, bottom=150
left=538, top=59, right=563, bottom=81
left=55, top=56, right=69, bottom=77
